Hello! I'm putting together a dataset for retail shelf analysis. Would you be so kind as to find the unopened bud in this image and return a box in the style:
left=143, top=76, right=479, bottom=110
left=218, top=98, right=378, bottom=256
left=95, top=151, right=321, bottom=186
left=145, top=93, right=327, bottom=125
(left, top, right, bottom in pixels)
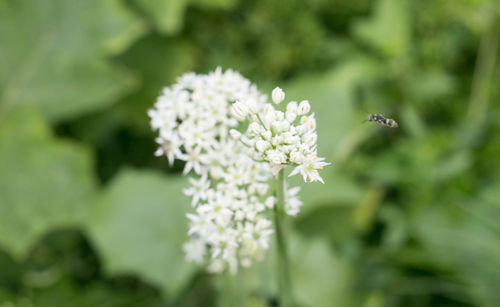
left=271, top=87, right=285, bottom=104
left=297, top=100, right=311, bottom=115
left=230, top=129, right=242, bottom=140
left=231, top=101, right=248, bottom=120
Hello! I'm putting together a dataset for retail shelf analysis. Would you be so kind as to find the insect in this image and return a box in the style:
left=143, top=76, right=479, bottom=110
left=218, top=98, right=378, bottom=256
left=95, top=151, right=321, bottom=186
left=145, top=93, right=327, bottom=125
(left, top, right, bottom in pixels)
left=364, top=113, right=398, bottom=128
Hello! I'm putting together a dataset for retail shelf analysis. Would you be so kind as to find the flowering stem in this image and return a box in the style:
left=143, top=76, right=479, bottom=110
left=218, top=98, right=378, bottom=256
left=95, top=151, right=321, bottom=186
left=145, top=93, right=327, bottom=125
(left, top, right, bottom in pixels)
left=274, top=168, right=294, bottom=307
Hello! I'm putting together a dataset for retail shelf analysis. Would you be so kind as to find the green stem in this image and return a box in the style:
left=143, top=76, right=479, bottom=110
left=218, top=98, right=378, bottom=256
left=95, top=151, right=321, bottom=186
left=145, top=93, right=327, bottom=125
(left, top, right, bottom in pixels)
left=273, top=168, right=294, bottom=307
left=460, top=12, right=499, bottom=146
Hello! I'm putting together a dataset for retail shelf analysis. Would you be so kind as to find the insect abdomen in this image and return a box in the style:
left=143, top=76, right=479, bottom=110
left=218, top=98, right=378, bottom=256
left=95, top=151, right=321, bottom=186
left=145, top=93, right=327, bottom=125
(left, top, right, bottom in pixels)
left=383, top=118, right=398, bottom=128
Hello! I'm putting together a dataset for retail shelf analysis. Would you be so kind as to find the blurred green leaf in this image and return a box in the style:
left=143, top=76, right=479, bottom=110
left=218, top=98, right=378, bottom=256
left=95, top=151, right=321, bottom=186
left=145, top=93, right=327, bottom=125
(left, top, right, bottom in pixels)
left=0, top=0, right=145, bottom=122
left=289, top=168, right=363, bottom=216
left=15, top=278, right=164, bottom=307
left=0, top=109, right=97, bottom=257
left=87, top=169, right=195, bottom=298
left=290, top=234, right=354, bottom=307
left=115, top=34, right=199, bottom=132
left=132, top=0, right=237, bottom=35
left=431, top=150, right=472, bottom=182
left=132, top=0, right=188, bottom=35
left=400, top=104, right=427, bottom=138
left=436, top=0, right=500, bottom=34
left=353, top=0, right=410, bottom=57
left=403, top=68, right=456, bottom=103
left=412, top=198, right=500, bottom=306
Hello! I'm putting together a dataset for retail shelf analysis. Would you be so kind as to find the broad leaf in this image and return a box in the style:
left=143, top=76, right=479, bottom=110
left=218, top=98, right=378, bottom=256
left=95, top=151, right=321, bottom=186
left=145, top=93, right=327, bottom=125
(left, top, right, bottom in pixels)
left=132, top=0, right=237, bottom=34
left=291, top=234, right=354, bottom=307
left=0, top=109, right=97, bottom=257
left=0, top=0, right=146, bottom=122
left=87, top=169, right=195, bottom=297
left=352, top=0, right=410, bottom=57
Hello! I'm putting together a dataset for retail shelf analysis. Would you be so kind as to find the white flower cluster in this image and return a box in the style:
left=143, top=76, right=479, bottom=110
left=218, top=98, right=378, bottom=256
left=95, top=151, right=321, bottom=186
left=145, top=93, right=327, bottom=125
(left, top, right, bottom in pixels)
left=230, top=87, right=330, bottom=183
left=149, top=69, right=302, bottom=273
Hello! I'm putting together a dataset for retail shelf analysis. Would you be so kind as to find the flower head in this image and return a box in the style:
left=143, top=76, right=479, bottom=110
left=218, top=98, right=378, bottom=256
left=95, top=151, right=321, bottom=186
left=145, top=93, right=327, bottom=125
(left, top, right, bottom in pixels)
left=231, top=88, right=330, bottom=183
left=149, top=68, right=276, bottom=273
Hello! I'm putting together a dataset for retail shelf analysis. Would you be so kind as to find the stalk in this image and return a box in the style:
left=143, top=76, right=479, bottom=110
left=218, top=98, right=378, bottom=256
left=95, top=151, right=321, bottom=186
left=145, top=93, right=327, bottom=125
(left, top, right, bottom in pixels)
left=273, top=168, right=294, bottom=307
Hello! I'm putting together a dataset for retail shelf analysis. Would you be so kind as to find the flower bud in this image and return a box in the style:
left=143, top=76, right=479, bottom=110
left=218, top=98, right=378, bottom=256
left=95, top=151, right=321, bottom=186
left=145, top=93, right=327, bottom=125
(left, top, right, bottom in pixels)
left=231, top=101, right=248, bottom=120
left=230, top=129, right=242, bottom=140
left=266, top=150, right=286, bottom=165
left=280, top=145, right=293, bottom=154
left=265, top=196, right=276, bottom=208
left=271, top=87, right=285, bottom=104
left=286, top=101, right=298, bottom=114
left=296, top=124, right=308, bottom=135
left=241, top=136, right=255, bottom=147
left=297, top=100, right=311, bottom=115
left=275, top=111, right=285, bottom=121
left=286, top=112, right=297, bottom=123
left=256, top=139, right=271, bottom=152
left=262, top=130, right=272, bottom=141
left=271, top=135, right=282, bottom=146
left=248, top=122, right=262, bottom=136
left=290, top=151, right=304, bottom=163
left=246, top=99, right=259, bottom=114
left=282, top=132, right=298, bottom=145
left=272, top=120, right=290, bottom=134
left=262, top=109, right=276, bottom=129
left=302, top=132, right=317, bottom=145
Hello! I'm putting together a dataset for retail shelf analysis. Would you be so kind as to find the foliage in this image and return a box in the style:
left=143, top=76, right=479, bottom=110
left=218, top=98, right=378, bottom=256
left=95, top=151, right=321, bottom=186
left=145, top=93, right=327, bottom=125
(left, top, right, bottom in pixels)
left=1, top=0, right=500, bottom=306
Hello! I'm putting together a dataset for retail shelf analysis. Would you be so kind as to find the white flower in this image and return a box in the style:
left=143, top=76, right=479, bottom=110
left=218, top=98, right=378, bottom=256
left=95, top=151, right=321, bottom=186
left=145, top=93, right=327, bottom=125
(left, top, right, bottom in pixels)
left=290, top=150, right=304, bottom=163
left=183, top=239, right=206, bottom=264
left=242, top=219, right=274, bottom=251
left=150, top=69, right=329, bottom=273
left=272, top=87, right=285, bottom=104
left=229, top=129, right=242, bottom=140
left=265, top=149, right=287, bottom=165
left=178, top=147, right=204, bottom=175
left=183, top=175, right=210, bottom=206
left=272, top=120, right=290, bottom=134
left=255, top=140, right=270, bottom=152
left=289, top=155, right=330, bottom=184
left=150, top=68, right=276, bottom=273
left=297, top=100, right=311, bottom=115
left=235, top=87, right=329, bottom=185
left=264, top=196, right=276, bottom=208
left=231, top=100, right=249, bottom=120
left=286, top=101, right=298, bottom=115
left=248, top=122, right=263, bottom=136
left=285, top=186, right=302, bottom=216
left=153, top=135, right=183, bottom=166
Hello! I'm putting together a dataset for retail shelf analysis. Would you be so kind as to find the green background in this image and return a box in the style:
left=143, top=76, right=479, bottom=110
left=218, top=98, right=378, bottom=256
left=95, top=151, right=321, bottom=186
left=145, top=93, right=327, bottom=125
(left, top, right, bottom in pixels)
left=1, top=0, right=500, bottom=306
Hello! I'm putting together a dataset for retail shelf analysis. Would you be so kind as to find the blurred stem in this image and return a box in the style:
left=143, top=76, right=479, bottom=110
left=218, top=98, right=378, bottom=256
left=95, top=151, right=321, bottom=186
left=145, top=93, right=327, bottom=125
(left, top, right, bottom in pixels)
left=462, top=12, right=499, bottom=145
left=273, top=168, right=294, bottom=307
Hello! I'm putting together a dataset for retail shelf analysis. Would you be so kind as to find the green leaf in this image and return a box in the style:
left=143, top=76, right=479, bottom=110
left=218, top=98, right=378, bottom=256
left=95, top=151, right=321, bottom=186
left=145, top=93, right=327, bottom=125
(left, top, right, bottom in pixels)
left=0, top=109, right=97, bottom=257
left=12, top=278, right=165, bottom=307
left=290, top=234, right=354, bottom=307
left=114, top=34, right=199, bottom=133
left=288, top=168, right=363, bottom=216
left=132, top=0, right=237, bottom=35
left=352, top=0, right=410, bottom=57
left=412, top=200, right=500, bottom=306
left=0, top=0, right=146, bottom=122
left=87, top=169, right=195, bottom=297
left=132, top=0, right=188, bottom=35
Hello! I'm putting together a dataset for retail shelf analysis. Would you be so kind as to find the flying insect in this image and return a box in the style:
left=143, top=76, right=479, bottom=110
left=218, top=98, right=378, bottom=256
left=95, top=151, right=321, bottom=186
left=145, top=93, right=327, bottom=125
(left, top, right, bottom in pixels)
left=364, top=113, right=398, bottom=128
